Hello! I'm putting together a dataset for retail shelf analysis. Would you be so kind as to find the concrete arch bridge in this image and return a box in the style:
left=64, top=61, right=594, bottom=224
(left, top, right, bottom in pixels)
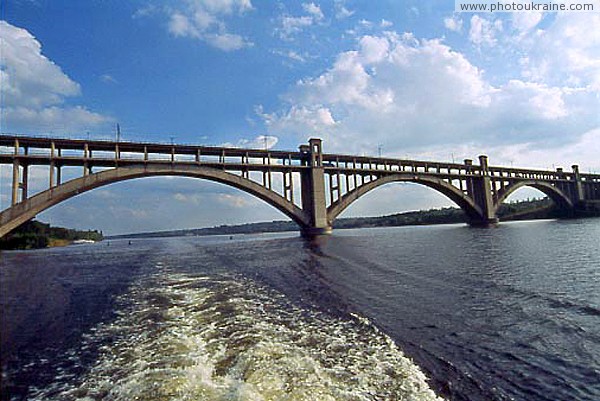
left=1, top=135, right=599, bottom=238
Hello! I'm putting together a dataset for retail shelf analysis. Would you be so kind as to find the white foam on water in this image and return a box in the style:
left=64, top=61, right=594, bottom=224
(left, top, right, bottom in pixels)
left=29, top=268, right=444, bottom=401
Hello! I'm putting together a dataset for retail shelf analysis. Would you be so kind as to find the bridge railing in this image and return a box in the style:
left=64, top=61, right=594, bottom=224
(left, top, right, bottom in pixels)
left=0, top=136, right=311, bottom=169
left=321, top=153, right=483, bottom=177
left=487, top=166, right=576, bottom=181
left=0, top=135, right=321, bottom=211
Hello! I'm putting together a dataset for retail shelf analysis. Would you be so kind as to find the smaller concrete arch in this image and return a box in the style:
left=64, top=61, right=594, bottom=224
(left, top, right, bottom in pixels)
left=327, top=173, right=484, bottom=224
left=493, top=180, right=574, bottom=214
left=0, top=164, right=309, bottom=238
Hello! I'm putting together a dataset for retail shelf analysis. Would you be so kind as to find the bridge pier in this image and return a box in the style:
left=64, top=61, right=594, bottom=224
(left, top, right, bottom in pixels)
left=466, top=155, right=499, bottom=226
left=299, top=139, right=332, bottom=236
left=571, top=165, right=585, bottom=205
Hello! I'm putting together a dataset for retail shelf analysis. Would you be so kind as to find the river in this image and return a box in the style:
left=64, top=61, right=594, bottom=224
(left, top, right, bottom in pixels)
left=1, top=219, right=599, bottom=400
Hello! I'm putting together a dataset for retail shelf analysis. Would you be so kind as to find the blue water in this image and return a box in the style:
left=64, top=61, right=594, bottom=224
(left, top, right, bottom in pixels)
left=1, top=219, right=599, bottom=400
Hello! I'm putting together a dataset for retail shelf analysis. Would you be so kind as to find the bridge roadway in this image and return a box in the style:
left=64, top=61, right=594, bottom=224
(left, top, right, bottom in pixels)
left=1, top=135, right=599, bottom=237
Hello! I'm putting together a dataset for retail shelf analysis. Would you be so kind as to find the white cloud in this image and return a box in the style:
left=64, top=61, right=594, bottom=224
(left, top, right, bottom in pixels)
left=169, top=12, right=200, bottom=37
left=260, top=106, right=336, bottom=137
left=444, top=16, right=463, bottom=32
left=0, top=21, right=111, bottom=133
left=160, top=0, right=253, bottom=51
left=206, top=32, right=250, bottom=51
left=511, top=12, right=542, bottom=35
left=334, top=0, right=354, bottom=19
left=490, top=127, right=600, bottom=172
left=218, top=193, right=255, bottom=208
left=5, top=106, right=109, bottom=132
left=221, top=134, right=279, bottom=149
left=420, top=126, right=600, bottom=173
left=358, top=19, right=373, bottom=28
left=174, top=192, right=189, bottom=202
left=277, top=2, right=326, bottom=39
left=272, top=49, right=308, bottom=63
left=302, top=2, right=324, bottom=21
left=469, top=15, right=503, bottom=47
left=380, top=19, right=393, bottom=28
left=278, top=16, right=314, bottom=39
left=285, top=50, right=307, bottom=62
left=261, top=32, right=598, bottom=155
left=133, top=4, right=159, bottom=19
left=0, top=21, right=80, bottom=109
left=199, top=0, right=252, bottom=14
left=100, top=74, right=118, bottom=84
left=518, top=13, right=600, bottom=89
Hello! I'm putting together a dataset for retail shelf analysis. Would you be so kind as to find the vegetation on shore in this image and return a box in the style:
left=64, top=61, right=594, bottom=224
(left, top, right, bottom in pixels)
left=0, top=221, right=103, bottom=250
left=109, top=197, right=564, bottom=239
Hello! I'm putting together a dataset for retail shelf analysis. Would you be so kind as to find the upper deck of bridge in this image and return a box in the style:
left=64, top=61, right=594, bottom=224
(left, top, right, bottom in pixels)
left=1, top=134, right=598, bottom=183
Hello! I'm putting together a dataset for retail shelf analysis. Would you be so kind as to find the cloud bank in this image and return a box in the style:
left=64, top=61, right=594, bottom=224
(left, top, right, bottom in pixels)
left=0, top=21, right=110, bottom=133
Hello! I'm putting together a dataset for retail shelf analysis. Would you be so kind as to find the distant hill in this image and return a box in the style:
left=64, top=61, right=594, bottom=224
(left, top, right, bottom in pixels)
left=109, top=197, right=564, bottom=239
left=0, top=221, right=104, bottom=250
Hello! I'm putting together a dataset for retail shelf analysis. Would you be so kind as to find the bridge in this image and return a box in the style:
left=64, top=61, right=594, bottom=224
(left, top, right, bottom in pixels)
left=1, top=135, right=599, bottom=238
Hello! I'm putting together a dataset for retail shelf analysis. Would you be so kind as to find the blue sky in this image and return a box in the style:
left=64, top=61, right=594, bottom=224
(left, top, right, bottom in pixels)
left=1, top=0, right=599, bottom=234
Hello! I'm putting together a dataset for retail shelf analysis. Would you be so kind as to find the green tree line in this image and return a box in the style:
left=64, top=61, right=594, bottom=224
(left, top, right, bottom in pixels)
left=0, top=221, right=103, bottom=250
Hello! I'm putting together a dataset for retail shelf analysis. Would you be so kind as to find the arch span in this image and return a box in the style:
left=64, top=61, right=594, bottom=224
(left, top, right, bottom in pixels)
left=493, top=181, right=574, bottom=214
left=0, top=164, right=309, bottom=238
left=327, top=173, right=484, bottom=223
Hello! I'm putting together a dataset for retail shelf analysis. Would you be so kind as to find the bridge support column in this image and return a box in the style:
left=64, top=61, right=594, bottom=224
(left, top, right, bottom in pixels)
left=300, top=138, right=332, bottom=236
left=49, top=161, right=55, bottom=188
left=467, top=155, right=498, bottom=226
left=571, top=165, right=585, bottom=204
left=22, top=164, right=29, bottom=200
left=11, top=159, right=20, bottom=206
left=569, top=164, right=599, bottom=216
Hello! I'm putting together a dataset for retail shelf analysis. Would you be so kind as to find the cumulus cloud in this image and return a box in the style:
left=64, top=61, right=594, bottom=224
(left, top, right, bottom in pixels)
left=5, top=106, right=109, bottom=132
left=278, top=16, right=315, bottom=39
left=0, top=21, right=110, bottom=133
left=511, top=12, right=542, bottom=36
left=277, top=2, right=326, bottom=39
left=302, top=3, right=324, bottom=20
left=0, top=22, right=79, bottom=108
left=518, top=13, right=600, bottom=89
left=260, top=31, right=598, bottom=156
left=260, top=106, right=337, bottom=137
left=444, top=15, right=463, bottom=32
left=488, top=127, right=600, bottom=172
left=469, top=15, right=503, bottom=47
left=161, top=0, right=253, bottom=51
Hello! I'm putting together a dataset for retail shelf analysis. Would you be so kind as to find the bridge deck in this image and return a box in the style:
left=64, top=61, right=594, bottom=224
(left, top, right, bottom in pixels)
left=2, top=134, right=597, bottom=182
left=1, top=134, right=599, bottom=238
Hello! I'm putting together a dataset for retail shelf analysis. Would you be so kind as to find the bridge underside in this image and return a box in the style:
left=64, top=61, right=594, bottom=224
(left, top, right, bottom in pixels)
left=0, top=165, right=310, bottom=239
left=327, top=173, right=486, bottom=225
left=494, top=181, right=574, bottom=212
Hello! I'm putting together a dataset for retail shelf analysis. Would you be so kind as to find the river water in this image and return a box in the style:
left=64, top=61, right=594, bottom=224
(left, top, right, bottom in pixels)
left=1, top=219, right=599, bottom=400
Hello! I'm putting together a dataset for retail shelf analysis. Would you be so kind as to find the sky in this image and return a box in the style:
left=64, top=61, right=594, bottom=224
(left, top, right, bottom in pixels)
left=1, top=0, right=599, bottom=234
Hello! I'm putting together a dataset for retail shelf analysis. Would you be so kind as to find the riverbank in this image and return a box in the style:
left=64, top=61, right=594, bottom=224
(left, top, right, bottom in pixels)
left=110, top=197, right=564, bottom=239
left=0, top=221, right=103, bottom=250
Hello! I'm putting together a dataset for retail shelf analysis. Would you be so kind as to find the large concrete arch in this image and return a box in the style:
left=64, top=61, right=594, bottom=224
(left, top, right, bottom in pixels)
left=0, top=164, right=309, bottom=238
left=493, top=180, right=574, bottom=214
left=327, top=173, right=484, bottom=224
